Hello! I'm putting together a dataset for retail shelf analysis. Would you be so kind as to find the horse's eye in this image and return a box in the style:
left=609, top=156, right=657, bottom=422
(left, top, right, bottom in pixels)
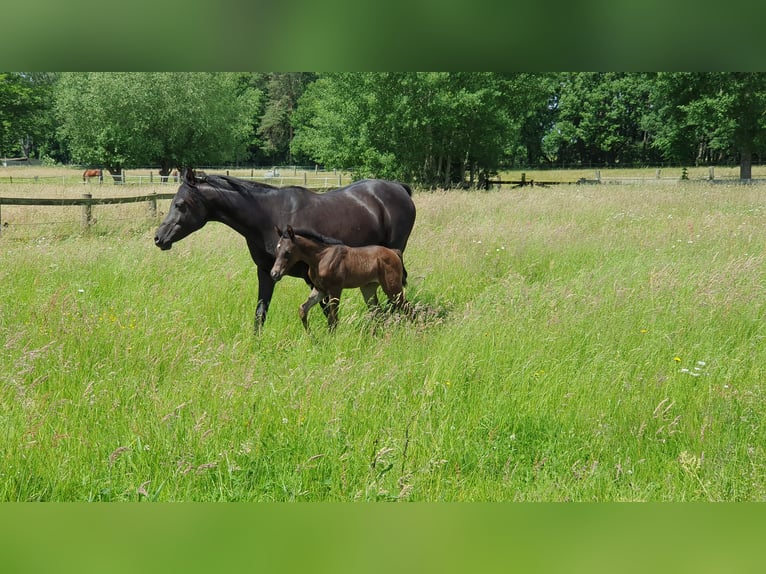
left=175, top=200, right=187, bottom=213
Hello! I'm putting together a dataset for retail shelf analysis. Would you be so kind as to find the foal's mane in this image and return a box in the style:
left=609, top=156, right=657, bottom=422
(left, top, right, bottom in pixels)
left=285, top=228, right=345, bottom=246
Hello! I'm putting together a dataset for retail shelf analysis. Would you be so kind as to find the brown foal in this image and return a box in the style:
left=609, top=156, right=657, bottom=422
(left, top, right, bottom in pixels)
left=270, top=226, right=408, bottom=330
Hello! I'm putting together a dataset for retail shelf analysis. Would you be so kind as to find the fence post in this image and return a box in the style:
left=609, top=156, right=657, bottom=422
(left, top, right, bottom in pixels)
left=149, top=192, right=158, bottom=219
left=81, top=193, right=93, bottom=231
left=709, top=166, right=715, bottom=180
left=338, top=173, right=342, bottom=187
left=304, top=172, right=307, bottom=186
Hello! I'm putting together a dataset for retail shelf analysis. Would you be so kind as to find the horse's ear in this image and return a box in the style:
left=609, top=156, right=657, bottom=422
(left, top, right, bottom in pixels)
left=275, top=225, right=282, bottom=237
left=287, top=225, right=295, bottom=239
left=182, top=167, right=196, bottom=186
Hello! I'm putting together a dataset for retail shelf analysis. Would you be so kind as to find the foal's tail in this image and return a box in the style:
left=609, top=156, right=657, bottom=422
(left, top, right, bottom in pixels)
left=393, top=249, right=407, bottom=286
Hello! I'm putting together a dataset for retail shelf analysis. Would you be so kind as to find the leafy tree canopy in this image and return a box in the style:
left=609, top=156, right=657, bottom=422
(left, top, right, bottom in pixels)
left=292, top=72, right=547, bottom=187
left=651, top=72, right=766, bottom=178
left=55, top=72, right=261, bottom=176
left=0, top=72, right=56, bottom=160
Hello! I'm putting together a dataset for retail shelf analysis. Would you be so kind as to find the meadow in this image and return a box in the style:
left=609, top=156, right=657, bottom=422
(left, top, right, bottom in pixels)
left=2, top=170, right=766, bottom=500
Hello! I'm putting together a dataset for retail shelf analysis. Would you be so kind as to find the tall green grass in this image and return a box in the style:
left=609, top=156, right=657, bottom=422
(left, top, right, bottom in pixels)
left=2, top=181, right=766, bottom=500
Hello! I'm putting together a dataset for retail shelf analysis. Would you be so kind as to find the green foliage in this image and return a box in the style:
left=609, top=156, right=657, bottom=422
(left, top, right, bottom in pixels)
left=0, top=72, right=57, bottom=159
left=544, top=72, right=660, bottom=166
left=292, top=72, right=547, bottom=187
left=54, top=73, right=261, bottom=174
left=256, top=73, right=317, bottom=164
left=9, top=72, right=766, bottom=180
left=651, top=73, right=766, bottom=178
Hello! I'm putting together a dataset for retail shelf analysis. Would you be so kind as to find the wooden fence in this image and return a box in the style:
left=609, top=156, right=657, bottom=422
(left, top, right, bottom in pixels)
left=0, top=192, right=176, bottom=235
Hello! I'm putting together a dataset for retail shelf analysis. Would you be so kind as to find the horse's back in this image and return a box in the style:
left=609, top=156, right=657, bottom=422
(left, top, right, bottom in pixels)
left=333, top=178, right=412, bottom=202
left=331, top=179, right=415, bottom=248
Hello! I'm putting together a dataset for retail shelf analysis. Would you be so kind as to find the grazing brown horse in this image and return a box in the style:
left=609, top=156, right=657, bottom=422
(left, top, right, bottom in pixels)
left=270, top=226, right=408, bottom=330
left=82, top=168, right=102, bottom=182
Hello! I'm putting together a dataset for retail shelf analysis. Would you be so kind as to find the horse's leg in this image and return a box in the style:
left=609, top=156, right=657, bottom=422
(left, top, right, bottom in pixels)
left=255, top=267, right=276, bottom=333
left=299, top=287, right=324, bottom=331
left=360, top=284, right=380, bottom=310
left=319, top=295, right=333, bottom=320
left=326, top=292, right=341, bottom=331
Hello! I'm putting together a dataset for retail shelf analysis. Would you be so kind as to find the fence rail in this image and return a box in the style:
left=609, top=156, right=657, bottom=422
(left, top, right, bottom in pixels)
left=0, top=193, right=176, bottom=206
left=0, top=192, right=177, bottom=235
left=0, top=169, right=350, bottom=189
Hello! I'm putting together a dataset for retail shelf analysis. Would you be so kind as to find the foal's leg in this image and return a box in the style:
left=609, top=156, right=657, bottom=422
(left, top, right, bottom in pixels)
left=324, top=290, right=343, bottom=331
left=360, top=284, right=379, bottom=310
left=299, top=287, right=325, bottom=331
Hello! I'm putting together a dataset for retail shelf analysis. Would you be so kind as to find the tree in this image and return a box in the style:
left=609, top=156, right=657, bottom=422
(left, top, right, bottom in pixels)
left=292, top=72, right=544, bottom=187
left=542, top=72, right=659, bottom=167
left=651, top=72, right=766, bottom=179
left=0, top=72, right=57, bottom=161
left=54, top=73, right=260, bottom=180
left=257, top=73, right=317, bottom=165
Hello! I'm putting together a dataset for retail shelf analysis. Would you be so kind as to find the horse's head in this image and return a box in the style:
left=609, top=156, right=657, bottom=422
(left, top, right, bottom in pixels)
left=154, top=169, right=210, bottom=250
left=270, top=225, right=297, bottom=282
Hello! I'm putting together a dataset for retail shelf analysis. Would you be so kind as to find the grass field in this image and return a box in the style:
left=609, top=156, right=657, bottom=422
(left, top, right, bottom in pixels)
left=2, top=171, right=766, bottom=500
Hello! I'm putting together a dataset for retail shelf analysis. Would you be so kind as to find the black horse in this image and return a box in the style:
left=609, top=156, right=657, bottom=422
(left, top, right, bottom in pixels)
left=154, top=169, right=416, bottom=331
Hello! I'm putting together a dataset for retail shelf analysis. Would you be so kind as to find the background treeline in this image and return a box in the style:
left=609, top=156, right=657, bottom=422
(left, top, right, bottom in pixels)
left=3, top=72, right=766, bottom=186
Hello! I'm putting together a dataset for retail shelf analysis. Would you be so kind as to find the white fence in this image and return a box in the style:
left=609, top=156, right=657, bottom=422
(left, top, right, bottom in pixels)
left=0, top=167, right=353, bottom=189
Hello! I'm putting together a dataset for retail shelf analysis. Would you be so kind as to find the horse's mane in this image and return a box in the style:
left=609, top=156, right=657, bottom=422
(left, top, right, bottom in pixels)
left=287, top=228, right=345, bottom=246
left=204, top=174, right=279, bottom=193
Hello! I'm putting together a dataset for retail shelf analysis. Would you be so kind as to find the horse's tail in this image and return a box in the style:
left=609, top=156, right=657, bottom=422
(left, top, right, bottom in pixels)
left=392, top=248, right=407, bottom=286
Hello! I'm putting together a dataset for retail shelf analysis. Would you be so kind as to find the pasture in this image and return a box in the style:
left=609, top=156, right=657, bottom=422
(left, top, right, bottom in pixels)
left=2, top=174, right=766, bottom=500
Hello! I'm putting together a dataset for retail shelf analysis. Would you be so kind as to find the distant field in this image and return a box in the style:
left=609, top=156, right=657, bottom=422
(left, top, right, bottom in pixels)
left=0, top=165, right=353, bottom=189
left=499, top=165, right=765, bottom=183
left=2, top=170, right=766, bottom=500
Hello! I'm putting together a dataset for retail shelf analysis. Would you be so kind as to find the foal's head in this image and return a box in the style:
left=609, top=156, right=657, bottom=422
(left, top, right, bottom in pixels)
left=270, top=226, right=299, bottom=282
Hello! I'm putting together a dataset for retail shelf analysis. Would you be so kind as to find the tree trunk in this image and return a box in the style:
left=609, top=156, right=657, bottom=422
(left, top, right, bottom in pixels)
left=107, top=167, right=123, bottom=184
left=740, top=149, right=752, bottom=180
left=159, top=164, right=172, bottom=183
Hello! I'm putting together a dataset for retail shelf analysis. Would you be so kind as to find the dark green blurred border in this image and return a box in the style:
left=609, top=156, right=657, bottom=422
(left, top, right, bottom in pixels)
left=4, top=0, right=765, bottom=70
left=4, top=0, right=766, bottom=572
left=2, top=504, right=766, bottom=573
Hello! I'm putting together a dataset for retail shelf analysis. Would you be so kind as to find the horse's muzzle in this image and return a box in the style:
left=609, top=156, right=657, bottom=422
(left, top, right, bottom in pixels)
left=154, top=235, right=172, bottom=250
left=270, top=269, right=283, bottom=282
